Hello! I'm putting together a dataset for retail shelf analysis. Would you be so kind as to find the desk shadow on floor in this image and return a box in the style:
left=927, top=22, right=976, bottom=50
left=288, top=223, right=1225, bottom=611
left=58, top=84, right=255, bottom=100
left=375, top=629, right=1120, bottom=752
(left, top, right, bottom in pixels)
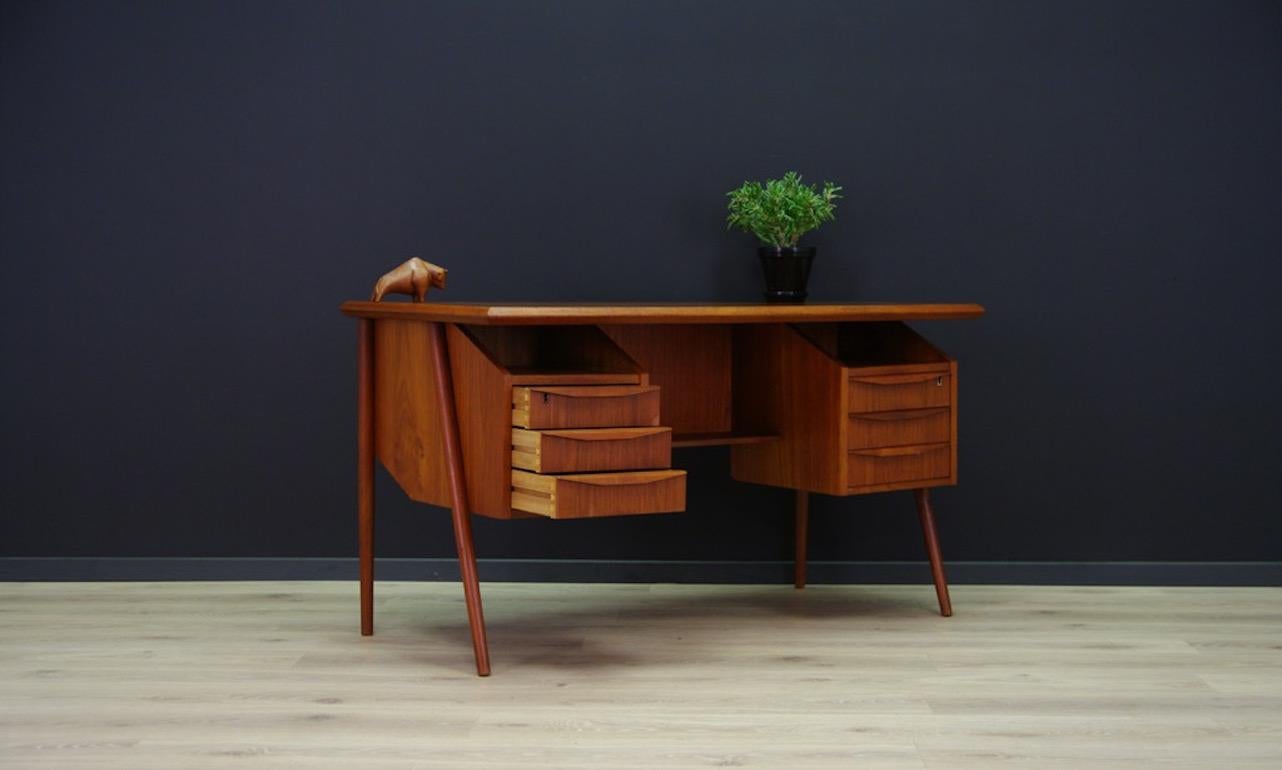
left=400, top=585, right=942, bottom=672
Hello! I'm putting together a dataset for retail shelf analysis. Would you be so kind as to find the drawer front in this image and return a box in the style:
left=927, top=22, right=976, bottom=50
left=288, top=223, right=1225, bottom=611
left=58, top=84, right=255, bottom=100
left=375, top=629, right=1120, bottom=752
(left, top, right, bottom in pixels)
left=511, top=469, right=686, bottom=519
left=512, top=385, right=660, bottom=429
left=847, top=408, right=950, bottom=450
left=848, top=372, right=950, bottom=413
left=511, top=427, right=671, bottom=473
left=847, top=443, right=950, bottom=488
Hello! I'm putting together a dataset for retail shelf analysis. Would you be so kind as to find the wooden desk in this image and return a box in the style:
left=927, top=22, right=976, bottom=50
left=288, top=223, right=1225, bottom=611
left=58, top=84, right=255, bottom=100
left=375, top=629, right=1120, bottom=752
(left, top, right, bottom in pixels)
left=340, top=301, right=985, bottom=675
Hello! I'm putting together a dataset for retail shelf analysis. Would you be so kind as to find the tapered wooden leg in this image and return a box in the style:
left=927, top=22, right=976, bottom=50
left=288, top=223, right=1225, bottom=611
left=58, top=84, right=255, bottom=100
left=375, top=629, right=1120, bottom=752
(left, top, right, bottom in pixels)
left=429, top=322, right=491, bottom=676
left=914, top=488, right=953, bottom=617
left=357, top=319, right=375, bottom=636
left=794, top=490, right=809, bottom=589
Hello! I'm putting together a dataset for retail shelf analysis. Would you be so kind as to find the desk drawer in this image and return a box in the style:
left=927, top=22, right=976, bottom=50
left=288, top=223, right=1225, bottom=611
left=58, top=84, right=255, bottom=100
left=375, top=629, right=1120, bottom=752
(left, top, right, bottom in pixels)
left=848, top=372, right=950, bottom=413
left=512, top=385, right=661, bottom=429
left=848, top=443, right=950, bottom=488
left=848, top=408, right=950, bottom=450
left=511, top=469, right=686, bottom=519
left=511, top=427, right=671, bottom=473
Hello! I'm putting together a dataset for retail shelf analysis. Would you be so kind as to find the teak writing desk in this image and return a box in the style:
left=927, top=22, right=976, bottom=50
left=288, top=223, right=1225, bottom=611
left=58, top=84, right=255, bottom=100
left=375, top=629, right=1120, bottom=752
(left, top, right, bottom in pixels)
left=339, top=300, right=985, bottom=676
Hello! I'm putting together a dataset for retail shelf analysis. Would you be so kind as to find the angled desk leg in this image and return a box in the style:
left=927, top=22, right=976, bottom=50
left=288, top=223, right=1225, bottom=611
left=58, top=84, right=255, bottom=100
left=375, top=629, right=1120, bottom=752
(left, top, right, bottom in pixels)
left=428, top=322, right=492, bottom=677
left=357, top=319, right=375, bottom=636
left=914, top=488, right=953, bottom=617
left=794, top=491, right=809, bottom=589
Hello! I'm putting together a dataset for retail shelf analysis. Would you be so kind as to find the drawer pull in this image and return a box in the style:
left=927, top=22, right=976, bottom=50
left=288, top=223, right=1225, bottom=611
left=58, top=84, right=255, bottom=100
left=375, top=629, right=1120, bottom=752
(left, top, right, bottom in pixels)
left=851, top=442, right=949, bottom=458
left=849, top=408, right=948, bottom=423
left=511, top=468, right=687, bottom=519
left=847, top=370, right=951, bottom=413
left=516, top=385, right=654, bottom=402
left=513, top=385, right=661, bottom=429
left=511, top=427, right=672, bottom=473
left=851, top=373, right=947, bottom=386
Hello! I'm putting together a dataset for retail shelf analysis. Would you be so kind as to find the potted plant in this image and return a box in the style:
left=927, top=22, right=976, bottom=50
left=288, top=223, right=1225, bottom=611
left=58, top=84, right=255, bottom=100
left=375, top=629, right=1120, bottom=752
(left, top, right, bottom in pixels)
left=726, top=171, right=842, bottom=303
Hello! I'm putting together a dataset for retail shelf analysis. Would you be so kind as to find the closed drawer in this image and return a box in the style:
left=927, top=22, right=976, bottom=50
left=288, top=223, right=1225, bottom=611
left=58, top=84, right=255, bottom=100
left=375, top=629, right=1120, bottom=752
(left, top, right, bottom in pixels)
left=848, top=443, right=950, bottom=488
left=847, top=408, right=950, bottom=450
left=511, top=427, right=671, bottom=473
left=848, top=371, right=950, bottom=413
left=511, top=469, right=686, bottom=519
left=512, top=385, right=660, bottom=429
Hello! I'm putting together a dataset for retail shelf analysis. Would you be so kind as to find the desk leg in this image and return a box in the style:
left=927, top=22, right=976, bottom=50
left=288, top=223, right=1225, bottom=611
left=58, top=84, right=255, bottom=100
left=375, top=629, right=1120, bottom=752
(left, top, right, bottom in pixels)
left=914, top=488, right=953, bottom=617
left=794, top=490, right=809, bottom=589
left=357, top=319, right=375, bottom=636
left=429, top=322, right=492, bottom=677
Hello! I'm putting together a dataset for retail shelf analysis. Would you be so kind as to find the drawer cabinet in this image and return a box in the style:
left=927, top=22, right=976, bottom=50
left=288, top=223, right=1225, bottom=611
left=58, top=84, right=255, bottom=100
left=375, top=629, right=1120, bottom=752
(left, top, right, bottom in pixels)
left=511, top=426, right=671, bottom=473
left=512, top=385, right=660, bottom=429
left=510, top=383, right=684, bottom=518
left=843, top=363, right=956, bottom=492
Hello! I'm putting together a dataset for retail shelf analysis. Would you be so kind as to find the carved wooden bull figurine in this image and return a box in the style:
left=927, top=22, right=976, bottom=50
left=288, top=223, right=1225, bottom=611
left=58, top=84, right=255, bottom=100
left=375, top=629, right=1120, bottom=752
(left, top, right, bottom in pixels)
left=370, top=258, right=447, bottom=302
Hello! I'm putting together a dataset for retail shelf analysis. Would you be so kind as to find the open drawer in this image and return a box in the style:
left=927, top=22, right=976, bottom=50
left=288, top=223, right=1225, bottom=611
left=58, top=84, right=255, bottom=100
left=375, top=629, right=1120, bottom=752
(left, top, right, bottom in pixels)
left=512, top=385, right=661, bottom=429
left=511, top=469, right=687, bottom=519
left=512, top=427, right=671, bottom=473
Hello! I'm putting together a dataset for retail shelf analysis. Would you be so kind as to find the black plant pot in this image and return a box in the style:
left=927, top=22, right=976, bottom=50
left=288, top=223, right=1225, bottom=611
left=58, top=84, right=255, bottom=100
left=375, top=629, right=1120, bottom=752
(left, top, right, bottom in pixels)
left=758, top=246, right=816, bottom=303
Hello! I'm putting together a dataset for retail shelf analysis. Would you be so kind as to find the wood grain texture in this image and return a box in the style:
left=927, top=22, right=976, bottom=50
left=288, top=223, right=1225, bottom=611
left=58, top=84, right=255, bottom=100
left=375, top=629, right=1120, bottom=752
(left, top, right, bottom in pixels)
left=511, top=427, right=672, bottom=473
left=670, top=431, right=779, bottom=448
left=914, top=487, right=953, bottom=617
left=341, top=301, right=987, bottom=325
left=445, top=324, right=513, bottom=519
left=730, top=324, right=847, bottom=494
left=512, top=385, right=661, bottom=429
left=3, top=581, right=1280, bottom=769
left=428, top=322, right=491, bottom=675
left=372, top=319, right=450, bottom=507
left=848, top=371, right=952, bottom=413
left=511, top=469, right=687, bottom=519
left=600, top=324, right=732, bottom=434
left=372, top=320, right=513, bottom=519
left=848, top=443, right=951, bottom=488
left=356, top=320, right=374, bottom=636
left=847, top=408, right=951, bottom=449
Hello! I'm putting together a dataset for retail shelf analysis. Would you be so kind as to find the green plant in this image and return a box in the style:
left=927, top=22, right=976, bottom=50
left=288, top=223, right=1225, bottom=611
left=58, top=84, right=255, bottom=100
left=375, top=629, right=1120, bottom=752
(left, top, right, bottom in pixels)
left=726, top=171, right=842, bottom=248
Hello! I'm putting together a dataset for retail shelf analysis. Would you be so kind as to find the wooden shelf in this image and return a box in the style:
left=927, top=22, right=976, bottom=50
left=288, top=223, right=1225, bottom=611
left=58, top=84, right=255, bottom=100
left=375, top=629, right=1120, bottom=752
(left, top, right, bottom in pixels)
left=672, top=431, right=779, bottom=448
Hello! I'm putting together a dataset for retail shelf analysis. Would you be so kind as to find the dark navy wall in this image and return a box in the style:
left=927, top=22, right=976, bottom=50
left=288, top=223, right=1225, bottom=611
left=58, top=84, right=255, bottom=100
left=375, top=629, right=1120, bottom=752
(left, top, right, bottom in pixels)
left=3, top=0, right=1280, bottom=565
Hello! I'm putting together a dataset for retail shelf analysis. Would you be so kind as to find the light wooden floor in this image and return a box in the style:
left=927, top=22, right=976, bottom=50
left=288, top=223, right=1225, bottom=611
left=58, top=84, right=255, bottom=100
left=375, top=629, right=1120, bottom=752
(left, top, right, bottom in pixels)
left=1, top=582, right=1280, bottom=768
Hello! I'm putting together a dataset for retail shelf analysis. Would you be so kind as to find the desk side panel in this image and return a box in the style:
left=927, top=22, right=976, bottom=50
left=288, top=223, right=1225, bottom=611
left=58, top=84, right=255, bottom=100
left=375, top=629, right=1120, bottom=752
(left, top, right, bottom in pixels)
left=448, top=324, right=514, bottom=518
left=730, top=324, right=846, bottom=494
left=373, top=320, right=514, bottom=518
left=374, top=319, right=450, bottom=509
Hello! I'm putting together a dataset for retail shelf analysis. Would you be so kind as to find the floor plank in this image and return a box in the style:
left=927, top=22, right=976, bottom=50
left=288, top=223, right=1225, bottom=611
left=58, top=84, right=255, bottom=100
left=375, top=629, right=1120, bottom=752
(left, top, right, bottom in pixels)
left=1, top=582, right=1279, bottom=768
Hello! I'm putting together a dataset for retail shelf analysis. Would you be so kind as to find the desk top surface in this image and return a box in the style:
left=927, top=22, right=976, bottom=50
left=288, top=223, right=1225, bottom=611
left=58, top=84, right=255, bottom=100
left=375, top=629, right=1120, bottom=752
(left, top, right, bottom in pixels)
left=340, top=301, right=985, bottom=325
